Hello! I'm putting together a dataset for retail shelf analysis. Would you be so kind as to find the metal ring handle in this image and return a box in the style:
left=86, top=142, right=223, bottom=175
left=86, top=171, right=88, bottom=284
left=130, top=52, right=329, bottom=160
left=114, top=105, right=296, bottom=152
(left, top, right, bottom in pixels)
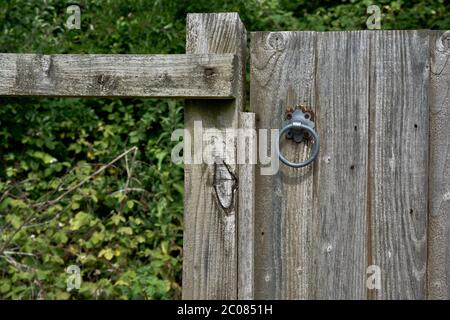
left=278, top=122, right=320, bottom=168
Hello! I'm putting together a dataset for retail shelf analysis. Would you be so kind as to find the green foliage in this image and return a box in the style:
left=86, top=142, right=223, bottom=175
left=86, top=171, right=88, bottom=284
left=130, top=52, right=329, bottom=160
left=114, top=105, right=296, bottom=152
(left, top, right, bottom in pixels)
left=0, top=0, right=448, bottom=300
left=0, top=98, right=183, bottom=299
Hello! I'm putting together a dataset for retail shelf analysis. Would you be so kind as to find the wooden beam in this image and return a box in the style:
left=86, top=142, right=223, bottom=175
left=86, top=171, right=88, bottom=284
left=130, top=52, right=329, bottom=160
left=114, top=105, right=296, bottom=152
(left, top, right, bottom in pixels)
left=183, top=13, right=246, bottom=299
left=0, top=53, right=238, bottom=98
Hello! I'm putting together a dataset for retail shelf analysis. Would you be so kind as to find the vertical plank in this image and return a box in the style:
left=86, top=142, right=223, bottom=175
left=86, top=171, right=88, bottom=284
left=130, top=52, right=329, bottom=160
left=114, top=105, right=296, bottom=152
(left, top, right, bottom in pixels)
left=312, top=31, right=370, bottom=299
left=428, top=30, right=450, bottom=300
left=183, top=13, right=246, bottom=299
left=251, top=31, right=317, bottom=299
left=369, top=31, right=429, bottom=299
left=238, top=112, right=256, bottom=299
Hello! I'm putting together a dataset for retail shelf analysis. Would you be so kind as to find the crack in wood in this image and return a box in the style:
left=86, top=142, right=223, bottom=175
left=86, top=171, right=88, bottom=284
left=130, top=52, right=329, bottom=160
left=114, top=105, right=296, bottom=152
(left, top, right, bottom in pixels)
left=213, top=160, right=238, bottom=214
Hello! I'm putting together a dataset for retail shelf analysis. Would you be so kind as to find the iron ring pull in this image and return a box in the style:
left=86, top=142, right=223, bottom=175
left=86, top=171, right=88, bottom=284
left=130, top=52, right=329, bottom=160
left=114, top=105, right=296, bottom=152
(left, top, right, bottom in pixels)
left=277, top=110, right=320, bottom=168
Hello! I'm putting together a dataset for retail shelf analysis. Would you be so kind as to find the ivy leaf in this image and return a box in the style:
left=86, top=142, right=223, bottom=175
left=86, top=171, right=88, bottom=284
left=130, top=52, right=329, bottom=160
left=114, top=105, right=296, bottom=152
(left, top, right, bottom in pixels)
left=0, top=281, right=11, bottom=294
left=111, top=214, right=125, bottom=226
left=114, top=279, right=129, bottom=287
left=55, top=291, right=71, bottom=300
left=9, top=198, right=28, bottom=209
left=53, top=231, right=69, bottom=244
left=31, top=151, right=57, bottom=164
left=126, top=200, right=134, bottom=210
left=90, top=231, right=105, bottom=245
left=118, top=227, right=133, bottom=235
left=70, top=212, right=91, bottom=231
left=6, top=214, right=22, bottom=229
left=98, top=248, right=114, bottom=261
left=161, top=241, right=169, bottom=255
left=135, top=235, right=145, bottom=244
left=71, top=202, right=80, bottom=210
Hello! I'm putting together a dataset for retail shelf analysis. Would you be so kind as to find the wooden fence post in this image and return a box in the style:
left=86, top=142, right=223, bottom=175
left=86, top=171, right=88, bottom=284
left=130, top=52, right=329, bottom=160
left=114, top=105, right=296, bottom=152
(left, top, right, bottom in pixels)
left=183, top=13, right=246, bottom=299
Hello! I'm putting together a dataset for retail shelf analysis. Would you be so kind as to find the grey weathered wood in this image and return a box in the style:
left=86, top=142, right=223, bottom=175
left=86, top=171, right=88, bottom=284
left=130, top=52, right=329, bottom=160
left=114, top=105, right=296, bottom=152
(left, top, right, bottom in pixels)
left=0, top=53, right=238, bottom=98
left=312, top=31, right=370, bottom=299
left=251, top=31, right=317, bottom=299
left=183, top=13, right=246, bottom=299
left=238, top=112, right=256, bottom=299
left=251, top=31, right=370, bottom=299
left=428, top=30, right=450, bottom=300
left=251, top=30, right=433, bottom=300
left=369, top=31, right=429, bottom=299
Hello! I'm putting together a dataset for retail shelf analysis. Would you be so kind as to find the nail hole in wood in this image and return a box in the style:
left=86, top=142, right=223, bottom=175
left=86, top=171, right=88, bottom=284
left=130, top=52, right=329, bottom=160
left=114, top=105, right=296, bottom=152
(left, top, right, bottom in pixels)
left=204, top=67, right=215, bottom=77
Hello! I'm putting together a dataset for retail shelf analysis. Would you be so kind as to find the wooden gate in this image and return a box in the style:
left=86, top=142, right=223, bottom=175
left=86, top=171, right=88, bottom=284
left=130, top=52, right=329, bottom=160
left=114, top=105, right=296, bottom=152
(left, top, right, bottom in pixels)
left=250, top=30, right=442, bottom=300
left=183, top=14, right=450, bottom=300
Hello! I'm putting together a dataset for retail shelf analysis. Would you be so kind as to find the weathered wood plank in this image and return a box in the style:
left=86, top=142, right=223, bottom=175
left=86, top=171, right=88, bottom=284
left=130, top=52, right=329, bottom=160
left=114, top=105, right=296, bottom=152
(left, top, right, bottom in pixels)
left=251, top=31, right=317, bottom=299
left=312, top=31, right=370, bottom=299
left=0, top=53, right=237, bottom=98
left=369, top=30, right=429, bottom=299
left=183, top=13, right=246, bottom=299
left=238, top=112, right=256, bottom=299
left=428, top=30, right=450, bottom=300
left=251, top=30, right=434, bottom=300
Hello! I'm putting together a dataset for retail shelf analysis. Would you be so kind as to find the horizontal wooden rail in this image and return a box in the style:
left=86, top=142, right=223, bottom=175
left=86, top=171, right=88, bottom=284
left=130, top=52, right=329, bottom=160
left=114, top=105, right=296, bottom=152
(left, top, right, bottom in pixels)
left=0, top=53, right=238, bottom=98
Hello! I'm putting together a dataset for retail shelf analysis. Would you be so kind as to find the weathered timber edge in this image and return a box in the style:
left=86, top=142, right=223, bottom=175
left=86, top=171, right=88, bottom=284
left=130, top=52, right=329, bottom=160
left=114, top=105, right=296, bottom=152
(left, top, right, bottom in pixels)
left=0, top=53, right=238, bottom=98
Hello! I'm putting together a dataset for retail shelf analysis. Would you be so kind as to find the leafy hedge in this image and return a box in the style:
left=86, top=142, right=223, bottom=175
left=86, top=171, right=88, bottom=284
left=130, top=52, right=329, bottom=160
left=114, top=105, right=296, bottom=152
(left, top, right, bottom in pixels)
left=0, top=97, right=184, bottom=299
left=0, top=0, right=448, bottom=300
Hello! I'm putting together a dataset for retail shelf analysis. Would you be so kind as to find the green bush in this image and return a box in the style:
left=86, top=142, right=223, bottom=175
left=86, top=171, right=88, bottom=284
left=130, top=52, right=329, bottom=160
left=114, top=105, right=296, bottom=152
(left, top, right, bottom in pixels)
left=0, top=0, right=448, bottom=299
left=0, top=97, right=184, bottom=299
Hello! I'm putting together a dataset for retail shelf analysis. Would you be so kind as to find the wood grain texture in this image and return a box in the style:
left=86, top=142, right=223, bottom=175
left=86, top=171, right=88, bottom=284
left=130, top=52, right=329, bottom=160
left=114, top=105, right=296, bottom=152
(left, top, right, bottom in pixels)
left=369, top=31, right=429, bottom=299
left=251, top=31, right=317, bottom=299
left=251, top=30, right=433, bottom=300
left=0, top=53, right=237, bottom=98
left=183, top=13, right=246, bottom=299
left=237, top=112, right=256, bottom=299
left=312, top=31, right=370, bottom=299
left=428, top=30, right=450, bottom=300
